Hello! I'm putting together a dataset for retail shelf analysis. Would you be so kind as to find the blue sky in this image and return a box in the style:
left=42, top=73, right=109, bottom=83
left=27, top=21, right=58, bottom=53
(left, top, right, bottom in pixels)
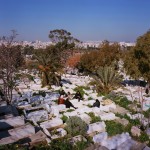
left=0, top=0, right=150, bottom=42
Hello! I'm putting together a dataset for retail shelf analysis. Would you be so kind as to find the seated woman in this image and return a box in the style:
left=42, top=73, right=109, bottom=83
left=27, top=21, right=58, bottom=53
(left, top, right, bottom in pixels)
left=64, top=98, right=77, bottom=109
left=73, top=91, right=83, bottom=102
left=93, top=99, right=100, bottom=108
left=59, top=89, right=66, bottom=96
left=65, top=92, right=72, bottom=100
left=58, top=95, right=65, bottom=105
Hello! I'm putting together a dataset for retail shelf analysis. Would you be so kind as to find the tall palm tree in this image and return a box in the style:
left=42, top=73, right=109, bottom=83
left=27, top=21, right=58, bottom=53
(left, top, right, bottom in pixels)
left=34, top=48, right=62, bottom=87
left=94, top=66, right=122, bottom=94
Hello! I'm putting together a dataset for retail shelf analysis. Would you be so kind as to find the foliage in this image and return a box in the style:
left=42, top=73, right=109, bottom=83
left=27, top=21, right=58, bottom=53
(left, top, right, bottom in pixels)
left=104, top=92, right=132, bottom=109
left=0, top=31, right=25, bottom=103
left=33, top=138, right=90, bottom=150
left=115, top=97, right=132, bottom=109
left=105, top=120, right=124, bottom=136
left=23, top=45, right=34, bottom=55
left=143, top=108, right=150, bottom=118
left=0, top=144, right=27, bottom=150
left=87, top=112, right=101, bottom=123
left=49, top=29, right=80, bottom=65
left=116, top=113, right=140, bottom=126
left=74, top=86, right=90, bottom=97
left=139, top=132, right=149, bottom=142
left=34, top=46, right=62, bottom=86
left=66, top=109, right=75, bottom=112
left=79, top=41, right=121, bottom=73
left=61, top=115, right=68, bottom=123
left=124, top=114, right=140, bottom=126
left=87, top=104, right=92, bottom=108
left=94, top=66, right=122, bottom=94
left=65, top=116, right=88, bottom=136
left=49, top=29, right=80, bottom=44
left=73, top=140, right=89, bottom=150
left=88, top=97, right=92, bottom=100
left=123, top=30, right=150, bottom=81
left=66, top=53, right=81, bottom=68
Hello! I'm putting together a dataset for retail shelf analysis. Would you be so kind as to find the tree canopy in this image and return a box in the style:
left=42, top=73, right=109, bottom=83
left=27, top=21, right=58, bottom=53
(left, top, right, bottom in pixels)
left=123, top=30, right=150, bottom=81
left=0, top=31, right=24, bottom=103
left=79, top=41, right=121, bottom=73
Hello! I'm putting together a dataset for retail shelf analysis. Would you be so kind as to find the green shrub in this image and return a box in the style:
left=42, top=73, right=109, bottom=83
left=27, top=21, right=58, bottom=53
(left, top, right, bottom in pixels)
left=65, top=116, right=88, bottom=136
left=87, top=104, right=92, bottom=108
left=66, top=109, right=75, bottom=112
left=103, top=91, right=118, bottom=100
left=74, top=86, right=89, bottom=97
left=49, top=139, right=73, bottom=150
left=124, top=114, right=140, bottom=126
left=74, top=140, right=89, bottom=150
left=105, top=120, right=124, bottom=136
left=0, top=144, right=27, bottom=150
left=139, top=132, right=149, bottom=142
left=143, top=108, right=150, bottom=118
left=87, top=112, right=101, bottom=123
left=61, top=115, right=68, bottom=123
left=88, top=97, right=93, bottom=100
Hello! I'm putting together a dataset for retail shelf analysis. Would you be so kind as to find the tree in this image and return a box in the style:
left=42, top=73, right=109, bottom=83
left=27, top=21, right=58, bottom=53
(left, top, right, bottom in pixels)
left=23, top=45, right=34, bottom=55
left=94, top=66, right=122, bottom=94
left=0, top=31, right=24, bottom=103
left=66, top=53, right=81, bottom=68
left=34, top=46, right=62, bottom=86
left=79, top=41, right=121, bottom=73
left=123, top=30, right=150, bottom=81
left=49, top=29, right=80, bottom=63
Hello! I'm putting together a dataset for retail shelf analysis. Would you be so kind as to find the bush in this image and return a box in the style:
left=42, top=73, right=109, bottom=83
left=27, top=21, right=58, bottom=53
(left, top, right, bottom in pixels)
left=61, top=115, right=68, bottom=123
left=88, top=97, right=92, bottom=100
left=65, top=116, right=88, bottom=136
left=87, top=112, right=101, bottom=123
left=103, top=91, right=118, bottom=100
left=139, top=132, right=149, bottom=142
left=49, top=139, right=73, bottom=150
left=124, top=114, right=140, bottom=126
left=74, top=140, right=89, bottom=150
left=74, top=86, right=90, bottom=97
left=0, top=144, right=27, bottom=150
left=66, top=109, right=74, bottom=112
left=105, top=120, right=124, bottom=136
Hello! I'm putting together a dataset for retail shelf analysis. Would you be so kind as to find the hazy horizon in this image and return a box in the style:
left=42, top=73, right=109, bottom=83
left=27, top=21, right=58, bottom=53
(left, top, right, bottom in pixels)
left=1, top=0, right=150, bottom=42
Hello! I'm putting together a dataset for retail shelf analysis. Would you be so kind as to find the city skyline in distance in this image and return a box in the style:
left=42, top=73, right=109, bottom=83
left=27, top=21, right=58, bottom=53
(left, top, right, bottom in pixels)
left=1, top=0, right=150, bottom=42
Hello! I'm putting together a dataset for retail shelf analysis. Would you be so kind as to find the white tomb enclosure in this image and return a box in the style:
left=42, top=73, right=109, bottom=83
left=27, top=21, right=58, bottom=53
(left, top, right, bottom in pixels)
left=100, top=112, right=116, bottom=121
left=93, top=132, right=108, bottom=143
left=40, top=118, right=63, bottom=129
left=101, top=132, right=132, bottom=150
left=77, top=113, right=91, bottom=124
left=27, top=110, right=48, bottom=122
left=87, top=121, right=106, bottom=135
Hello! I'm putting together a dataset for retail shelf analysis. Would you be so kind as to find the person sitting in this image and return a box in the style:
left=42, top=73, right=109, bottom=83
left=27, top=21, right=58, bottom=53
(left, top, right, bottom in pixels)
left=58, top=95, right=65, bottom=105
left=64, top=98, right=77, bottom=109
left=59, top=89, right=66, bottom=96
left=93, top=99, right=100, bottom=108
left=66, top=92, right=72, bottom=100
left=73, top=91, right=83, bottom=102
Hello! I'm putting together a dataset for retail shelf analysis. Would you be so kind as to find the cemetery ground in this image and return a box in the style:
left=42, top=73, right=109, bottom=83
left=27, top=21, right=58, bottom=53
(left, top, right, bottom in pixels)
left=0, top=73, right=150, bottom=150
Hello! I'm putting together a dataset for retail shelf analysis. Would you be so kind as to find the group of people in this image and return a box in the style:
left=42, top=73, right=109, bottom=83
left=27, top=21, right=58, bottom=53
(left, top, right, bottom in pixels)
left=58, top=91, right=78, bottom=109
left=58, top=85, right=100, bottom=109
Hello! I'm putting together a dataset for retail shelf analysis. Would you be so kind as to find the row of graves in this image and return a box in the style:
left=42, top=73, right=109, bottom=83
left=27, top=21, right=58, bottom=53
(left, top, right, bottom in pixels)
left=0, top=74, right=150, bottom=149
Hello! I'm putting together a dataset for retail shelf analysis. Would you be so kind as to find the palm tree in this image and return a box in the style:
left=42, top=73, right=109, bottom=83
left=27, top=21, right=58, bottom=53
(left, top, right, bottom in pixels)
left=94, top=66, right=122, bottom=94
left=34, top=48, right=62, bottom=87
